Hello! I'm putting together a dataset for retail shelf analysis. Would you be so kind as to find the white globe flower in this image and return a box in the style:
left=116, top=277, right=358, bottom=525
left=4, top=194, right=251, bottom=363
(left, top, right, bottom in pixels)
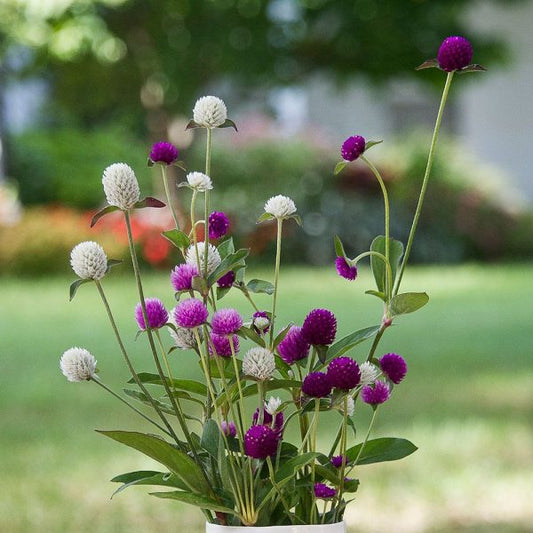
left=265, top=396, right=282, bottom=415
left=193, top=96, right=227, bottom=128
left=360, top=361, right=380, bottom=385
left=186, top=172, right=213, bottom=192
left=264, top=195, right=297, bottom=219
left=253, top=316, right=270, bottom=331
left=60, top=347, right=97, bottom=382
left=102, top=163, right=140, bottom=210
left=185, top=242, right=221, bottom=275
left=70, top=241, right=108, bottom=280
left=243, top=347, right=275, bottom=381
left=168, top=315, right=202, bottom=350
left=343, top=396, right=355, bottom=417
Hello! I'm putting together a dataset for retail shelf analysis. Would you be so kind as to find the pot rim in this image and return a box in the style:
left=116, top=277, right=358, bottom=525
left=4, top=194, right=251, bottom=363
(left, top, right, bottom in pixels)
left=206, top=521, right=345, bottom=531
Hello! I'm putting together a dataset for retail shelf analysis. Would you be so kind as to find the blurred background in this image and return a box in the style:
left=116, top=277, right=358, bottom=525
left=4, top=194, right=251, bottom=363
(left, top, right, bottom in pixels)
left=1, top=1, right=531, bottom=532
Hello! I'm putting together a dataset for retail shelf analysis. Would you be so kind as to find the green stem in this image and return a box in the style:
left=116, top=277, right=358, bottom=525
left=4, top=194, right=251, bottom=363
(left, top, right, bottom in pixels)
left=190, top=191, right=201, bottom=272
left=269, top=217, right=283, bottom=349
left=160, top=164, right=180, bottom=230
left=266, top=456, right=294, bottom=524
left=203, top=128, right=212, bottom=279
left=335, top=397, right=349, bottom=522
left=352, top=250, right=393, bottom=302
left=310, top=398, right=321, bottom=524
left=393, top=71, right=455, bottom=296
left=347, top=408, right=379, bottom=475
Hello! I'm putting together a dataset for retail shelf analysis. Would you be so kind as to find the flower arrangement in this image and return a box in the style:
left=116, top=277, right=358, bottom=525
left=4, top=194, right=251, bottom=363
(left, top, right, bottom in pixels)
left=61, top=38, right=483, bottom=529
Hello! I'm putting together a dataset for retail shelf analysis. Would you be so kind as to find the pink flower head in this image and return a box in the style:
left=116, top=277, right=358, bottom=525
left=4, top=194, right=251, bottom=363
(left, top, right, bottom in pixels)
left=327, top=357, right=361, bottom=391
left=341, top=135, right=366, bottom=162
left=302, top=371, right=332, bottom=398
left=244, top=425, right=279, bottom=459
left=335, top=256, right=357, bottom=281
left=171, top=263, right=198, bottom=292
left=217, top=270, right=235, bottom=288
left=379, top=352, right=407, bottom=384
left=361, top=380, right=390, bottom=406
left=149, top=141, right=179, bottom=165
left=437, top=36, right=473, bottom=72
left=314, top=483, right=337, bottom=499
left=277, top=325, right=310, bottom=364
left=211, top=308, right=243, bottom=335
left=209, top=333, right=239, bottom=357
left=302, top=308, right=337, bottom=346
left=208, top=211, right=230, bottom=239
left=330, top=455, right=349, bottom=468
left=173, top=298, right=208, bottom=328
left=135, top=298, right=168, bottom=330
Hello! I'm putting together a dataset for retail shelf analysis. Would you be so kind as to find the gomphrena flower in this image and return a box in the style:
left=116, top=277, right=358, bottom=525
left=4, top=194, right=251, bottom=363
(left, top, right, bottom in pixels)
left=173, top=298, right=209, bottom=329
left=209, top=332, right=239, bottom=357
left=70, top=241, right=108, bottom=280
left=217, top=270, right=235, bottom=288
left=102, top=163, right=140, bottom=210
left=264, top=396, right=282, bottom=416
left=193, top=95, right=227, bottom=128
left=437, top=36, right=473, bottom=72
left=330, top=455, right=349, bottom=469
left=302, top=372, right=332, bottom=398
left=360, top=361, right=380, bottom=385
left=60, top=347, right=97, bottom=382
left=335, top=256, right=357, bottom=281
left=361, top=380, right=391, bottom=406
left=211, top=308, right=243, bottom=335
left=244, top=424, right=279, bottom=459
left=335, top=395, right=355, bottom=417
left=149, top=141, right=179, bottom=165
left=186, top=171, right=213, bottom=192
left=242, top=347, right=275, bottom=381
left=379, top=353, right=407, bottom=384
left=135, top=298, right=169, bottom=330
left=171, top=263, right=199, bottom=292
left=277, top=325, right=310, bottom=364
left=221, top=420, right=237, bottom=438
left=314, top=483, right=337, bottom=499
left=264, top=195, right=297, bottom=219
left=185, top=242, right=221, bottom=276
left=341, top=135, right=366, bottom=162
left=252, top=311, right=270, bottom=335
left=168, top=315, right=201, bottom=350
left=208, top=211, right=230, bottom=239
left=253, top=407, right=284, bottom=440
left=301, top=308, right=337, bottom=346
left=327, top=356, right=361, bottom=391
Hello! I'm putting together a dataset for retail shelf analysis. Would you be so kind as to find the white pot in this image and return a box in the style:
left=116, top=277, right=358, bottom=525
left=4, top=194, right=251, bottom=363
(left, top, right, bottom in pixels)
left=206, top=522, right=346, bottom=533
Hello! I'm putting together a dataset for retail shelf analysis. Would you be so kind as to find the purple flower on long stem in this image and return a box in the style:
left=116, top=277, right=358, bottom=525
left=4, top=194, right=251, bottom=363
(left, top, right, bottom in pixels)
left=149, top=141, right=179, bottom=165
left=301, top=308, right=337, bottom=346
left=379, top=353, right=407, bottom=384
left=335, top=256, right=357, bottom=281
left=437, top=36, right=473, bottom=72
left=341, top=135, right=366, bottom=162
left=314, top=483, right=337, bottom=499
left=327, top=357, right=361, bottom=391
left=171, top=263, right=198, bottom=292
left=208, top=211, right=230, bottom=239
left=361, top=380, right=390, bottom=406
left=277, top=325, right=310, bottom=364
left=173, top=298, right=208, bottom=329
left=244, top=425, right=279, bottom=459
left=211, top=308, right=243, bottom=335
left=209, top=333, right=239, bottom=357
left=217, top=270, right=235, bottom=288
left=135, top=298, right=168, bottom=330
left=302, top=372, right=332, bottom=398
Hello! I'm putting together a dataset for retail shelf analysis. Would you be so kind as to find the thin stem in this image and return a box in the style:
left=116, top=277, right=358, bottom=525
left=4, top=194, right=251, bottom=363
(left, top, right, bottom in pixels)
left=352, top=250, right=393, bottom=303
left=366, top=325, right=386, bottom=363
left=335, top=397, right=349, bottom=522
left=190, top=190, right=201, bottom=271
left=269, top=217, right=283, bottom=349
left=203, top=128, right=213, bottom=279
left=266, top=456, right=294, bottom=524
left=393, top=71, right=455, bottom=296
left=90, top=377, right=171, bottom=436
left=310, top=398, right=321, bottom=524
left=257, top=381, right=265, bottom=425
left=347, top=408, right=379, bottom=475
left=160, top=164, right=180, bottom=230
left=229, top=335, right=246, bottom=435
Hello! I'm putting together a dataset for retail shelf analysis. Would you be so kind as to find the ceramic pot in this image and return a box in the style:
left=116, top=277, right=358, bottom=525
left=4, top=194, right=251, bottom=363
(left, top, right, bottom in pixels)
left=206, top=522, right=346, bottom=533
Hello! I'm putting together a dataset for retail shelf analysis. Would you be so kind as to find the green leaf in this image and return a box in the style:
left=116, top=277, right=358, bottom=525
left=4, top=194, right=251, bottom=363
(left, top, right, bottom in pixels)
left=134, top=197, right=166, bottom=209
left=247, top=279, right=274, bottom=295
left=415, top=58, right=439, bottom=70
left=238, top=326, right=265, bottom=347
left=150, top=490, right=236, bottom=514
left=110, top=470, right=187, bottom=497
left=365, top=290, right=386, bottom=302
left=69, top=278, right=91, bottom=301
left=106, top=259, right=123, bottom=273
left=325, top=325, right=381, bottom=362
left=127, top=373, right=208, bottom=396
left=147, top=157, right=155, bottom=167
left=334, top=161, right=348, bottom=175
left=458, top=63, right=487, bottom=74
left=216, top=286, right=231, bottom=301
left=162, top=229, right=190, bottom=249
left=173, top=160, right=187, bottom=171
left=240, top=379, right=301, bottom=401
left=275, top=452, right=320, bottom=484
left=389, top=292, right=429, bottom=317
left=90, top=205, right=120, bottom=227
left=218, top=118, right=238, bottom=131
left=207, top=249, right=249, bottom=286
left=185, top=119, right=200, bottom=130
left=97, top=430, right=211, bottom=495
left=315, top=344, right=328, bottom=364
left=200, top=419, right=220, bottom=458
left=370, top=235, right=404, bottom=294
left=217, top=238, right=235, bottom=259
left=257, top=212, right=274, bottom=224
left=346, top=437, right=417, bottom=465
left=334, top=235, right=347, bottom=259
left=123, top=389, right=175, bottom=416
left=364, top=140, right=383, bottom=151
left=273, top=323, right=293, bottom=349
left=290, top=214, right=303, bottom=226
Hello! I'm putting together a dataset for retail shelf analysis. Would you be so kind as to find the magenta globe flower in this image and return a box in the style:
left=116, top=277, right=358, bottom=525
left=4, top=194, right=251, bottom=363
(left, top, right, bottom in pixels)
left=330, top=455, right=349, bottom=468
left=149, top=141, right=179, bottom=165
left=173, top=298, right=208, bottom=328
left=244, top=425, right=279, bottom=459
left=208, top=211, right=230, bottom=239
left=437, top=36, right=473, bottom=72
left=209, top=333, right=239, bottom=357
left=301, top=308, right=337, bottom=346
left=335, top=256, right=357, bottom=281
left=252, top=409, right=284, bottom=440
left=379, top=353, right=407, bottom=384
left=341, top=135, right=366, bottom=162
left=211, top=308, right=243, bottom=335
left=361, top=380, right=390, bottom=406
left=302, top=372, right=332, bottom=398
left=314, top=483, right=337, bottom=499
left=217, top=270, right=235, bottom=288
left=277, top=325, right=310, bottom=364
left=171, top=263, right=198, bottom=292
left=135, top=298, right=168, bottom=330
left=327, top=356, right=361, bottom=391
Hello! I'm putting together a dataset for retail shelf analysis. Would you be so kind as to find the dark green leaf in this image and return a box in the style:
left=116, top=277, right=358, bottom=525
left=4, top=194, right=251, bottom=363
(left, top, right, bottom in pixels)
left=389, top=292, right=429, bottom=317
left=415, top=58, right=439, bottom=70
left=334, top=161, right=348, bottom=175
left=111, top=470, right=187, bottom=497
left=346, top=437, right=418, bottom=465
left=69, top=278, right=91, bottom=301
left=273, top=323, right=293, bottom=349
left=325, top=325, right=381, bottom=362
left=207, top=249, right=249, bottom=286
left=247, top=279, right=274, bottom=295
left=134, top=197, right=166, bottom=209
left=162, top=229, right=190, bottom=249
left=334, top=235, right=347, bottom=259
left=90, top=205, right=121, bottom=227
left=218, top=118, right=238, bottom=131
left=147, top=157, right=155, bottom=167
left=238, top=326, right=265, bottom=347
left=200, top=419, right=220, bottom=458
left=217, top=238, right=235, bottom=259
left=275, top=453, right=320, bottom=484
left=370, top=235, right=404, bottom=295
left=315, top=344, right=328, bottom=364
left=150, top=490, right=236, bottom=514
left=123, top=389, right=175, bottom=416
left=216, top=286, right=231, bottom=301
left=127, top=373, right=208, bottom=396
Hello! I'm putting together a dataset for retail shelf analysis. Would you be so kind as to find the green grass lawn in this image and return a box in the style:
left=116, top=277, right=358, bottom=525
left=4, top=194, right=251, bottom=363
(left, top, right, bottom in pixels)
left=1, top=264, right=532, bottom=533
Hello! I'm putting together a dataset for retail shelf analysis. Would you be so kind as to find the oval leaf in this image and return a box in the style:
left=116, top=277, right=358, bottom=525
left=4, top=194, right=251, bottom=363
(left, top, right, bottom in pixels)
left=346, top=437, right=417, bottom=465
left=69, top=278, right=91, bottom=301
left=90, top=205, right=120, bottom=227
left=150, top=490, right=235, bottom=513
left=334, top=161, right=348, bottom=175
left=162, top=229, right=190, bottom=249
left=247, top=279, right=274, bottom=295
left=389, top=292, right=429, bottom=317
left=324, top=325, right=381, bottom=363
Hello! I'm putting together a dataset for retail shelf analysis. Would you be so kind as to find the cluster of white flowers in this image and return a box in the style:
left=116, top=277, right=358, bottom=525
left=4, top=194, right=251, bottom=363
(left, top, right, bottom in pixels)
left=243, top=347, right=275, bottom=381
left=70, top=241, right=108, bottom=280
left=193, top=96, right=227, bottom=128
left=186, top=171, right=213, bottom=192
left=185, top=242, right=221, bottom=276
left=264, top=195, right=297, bottom=219
left=60, top=347, right=97, bottom=382
left=102, top=163, right=140, bottom=210
left=360, top=361, right=380, bottom=385
left=169, top=315, right=201, bottom=350
left=265, top=396, right=282, bottom=415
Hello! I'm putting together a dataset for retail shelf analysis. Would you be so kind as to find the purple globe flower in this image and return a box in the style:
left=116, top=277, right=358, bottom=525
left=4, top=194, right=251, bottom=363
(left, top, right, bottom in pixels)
left=314, top=483, right=337, bottom=499
left=208, top=211, right=230, bottom=239
left=341, top=135, right=366, bottom=162
left=171, top=263, right=198, bottom=292
left=330, top=455, right=349, bottom=469
left=209, top=333, right=239, bottom=357
left=301, top=308, right=337, bottom=346
left=135, top=298, right=168, bottom=330
left=221, top=420, right=237, bottom=438
left=253, top=408, right=284, bottom=438
left=361, top=380, right=390, bottom=406
left=327, top=357, right=361, bottom=391
left=379, top=353, right=407, bottom=384
left=149, top=141, right=179, bottom=165
left=437, top=36, right=473, bottom=72
left=244, top=425, right=279, bottom=459
left=217, top=270, right=235, bottom=288
left=335, top=256, right=357, bottom=281
left=211, top=308, right=243, bottom=335
left=277, top=326, right=310, bottom=364
left=302, top=372, right=332, bottom=398
left=173, top=298, right=209, bottom=329
left=252, top=310, right=270, bottom=335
